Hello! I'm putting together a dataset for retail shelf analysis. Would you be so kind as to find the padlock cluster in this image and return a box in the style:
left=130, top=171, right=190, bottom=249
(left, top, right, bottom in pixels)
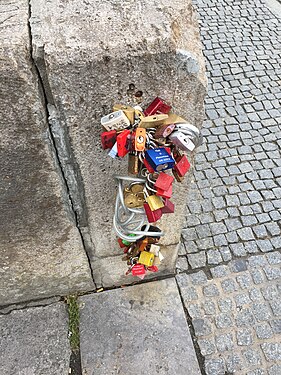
left=100, top=97, right=202, bottom=278
left=118, top=226, right=163, bottom=279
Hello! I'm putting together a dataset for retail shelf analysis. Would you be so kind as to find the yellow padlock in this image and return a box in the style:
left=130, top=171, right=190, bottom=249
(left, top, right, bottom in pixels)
left=146, top=195, right=164, bottom=211
left=138, top=251, right=155, bottom=267
left=113, top=104, right=135, bottom=124
left=138, top=114, right=168, bottom=128
left=162, top=113, right=187, bottom=125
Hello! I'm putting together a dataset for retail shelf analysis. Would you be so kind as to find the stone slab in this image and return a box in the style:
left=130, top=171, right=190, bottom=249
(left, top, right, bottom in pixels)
left=0, top=302, right=70, bottom=375
left=29, top=0, right=207, bottom=286
left=0, top=0, right=94, bottom=305
left=79, top=278, right=201, bottom=375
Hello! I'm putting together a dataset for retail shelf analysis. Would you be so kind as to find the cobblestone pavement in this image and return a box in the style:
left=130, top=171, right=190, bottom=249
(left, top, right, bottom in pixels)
left=176, top=0, right=281, bottom=374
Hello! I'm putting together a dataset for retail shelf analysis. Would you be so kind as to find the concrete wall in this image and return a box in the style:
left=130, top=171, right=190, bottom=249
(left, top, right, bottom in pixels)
left=0, top=0, right=206, bottom=304
left=0, top=0, right=94, bottom=306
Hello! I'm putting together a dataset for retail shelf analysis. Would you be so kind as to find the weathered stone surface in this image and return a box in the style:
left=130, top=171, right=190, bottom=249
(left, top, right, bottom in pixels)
left=0, top=1, right=94, bottom=305
left=30, top=0, right=207, bottom=286
left=79, top=278, right=201, bottom=374
left=0, top=302, right=70, bottom=374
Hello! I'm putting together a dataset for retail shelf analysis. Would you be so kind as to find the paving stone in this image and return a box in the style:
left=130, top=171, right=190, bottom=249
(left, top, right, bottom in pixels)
left=187, top=252, right=206, bottom=269
left=261, top=285, right=279, bottom=301
left=211, top=265, right=229, bottom=278
left=237, top=328, right=253, bottom=346
left=269, top=364, right=281, bottom=375
left=230, top=259, right=248, bottom=273
left=237, top=272, right=252, bottom=289
left=235, top=293, right=251, bottom=307
left=225, top=353, right=243, bottom=373
left=198, top=338, right=216, bottom=356
left=79, top=279, right=201, bottom=375
left=243, top=348, right=262, bottom=366
left=237, top=227, right=255, bottom=241
left=215, top=313, right=233, bottom=329
left=261, top=343, right=281, bottom=362
left=236, top=308, right=256, bottom=327
left=181, top=0, right=281, bottom=371
left=207, top=250, right=223, bottom=265
left=247, top=370, right=265, bottom=375
left=270, top=319, right=281, bottom=334
left=203, top=284, right=220, bottom=297
left=215, top=333, right=234, bottom=352
left=0, top=303, right=70, bottom=375
left=205, top=358, right=225, bottom=375
left=189, top=271, right=208, bottom=285
left=255, top=322, right=273, bottom=339
left=270, top=300, right=281, bottom=317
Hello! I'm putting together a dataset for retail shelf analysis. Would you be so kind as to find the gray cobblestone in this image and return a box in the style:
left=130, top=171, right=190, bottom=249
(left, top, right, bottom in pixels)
left=203, top=284, right=219, bottom=297
left=207, top=249, right=223, bottom=265
left=261, top=343, right=281, bottom=361
left=215, top=333, right=234, bottom=352
left=269, top=364, right=281, bottom=375
left=187, top=252, right=206, bottom=269
left=255, top=322, right=273, bottom=339
left=205, top=358, right=225, bottom=375
left=198, top=338, right=216, bottom=356
left=180, top=0, right=281, bottom=372
left=243, top=349, right=262, bottom=366
left=237, top=329, right=253, bottom=346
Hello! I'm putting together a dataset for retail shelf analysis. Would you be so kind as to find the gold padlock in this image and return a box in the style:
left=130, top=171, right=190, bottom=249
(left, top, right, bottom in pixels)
left=162, top=113, right=187, bottom=125
left=124, top=193, right=145, bottom=208
left=130, top=184, right=144, bottom=194
left=134, top=108, right=145, bottom=121
left=146, top=195, right=164, bottom=211
left=128, top=153, right=139, bottom=175
left=138, top=251, right=155, bottom=267
left=113, top=104, right=135, bottom=124
left=138, top=114, right=168, bottom=128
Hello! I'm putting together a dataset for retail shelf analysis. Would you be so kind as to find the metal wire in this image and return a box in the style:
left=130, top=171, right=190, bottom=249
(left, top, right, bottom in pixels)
left=113, top=175, right=164, bottom=241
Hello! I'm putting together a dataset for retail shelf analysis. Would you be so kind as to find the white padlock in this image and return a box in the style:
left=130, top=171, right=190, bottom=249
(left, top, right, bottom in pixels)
left=101, top=110, right=130, bottom=131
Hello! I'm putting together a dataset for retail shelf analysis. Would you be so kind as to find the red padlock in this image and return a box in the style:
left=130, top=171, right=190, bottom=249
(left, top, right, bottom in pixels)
left=174, top=155, right=190, bottom=177
left=143, top=158, right=154, bottom=173
left=156, top=184, right=172, bottom=199
left=143, top=203, right=162, bottom=223
left=101, top=130, right=117, bottom=149
left=147, top=265, right=159, bottom=273
left=117, top=129, right=131, bottom=157
left=131, top=264, right=146, bottom=276
left=161, top=198, right=175, bottom=214
left=118, top=238, right=127, bottom=248
left=144, top=97, right=171, bottom=116
left=154, top=172, right=174, bottom=191
left=154, top=124, right=175, bottom=139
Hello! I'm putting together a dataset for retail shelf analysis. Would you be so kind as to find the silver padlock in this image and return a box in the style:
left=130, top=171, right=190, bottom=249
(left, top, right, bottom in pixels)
left=175, top=123, right=203, bottom=147
left=101, top=110, right=130, bottom=131
left=169, top=131, right=196, bottom=151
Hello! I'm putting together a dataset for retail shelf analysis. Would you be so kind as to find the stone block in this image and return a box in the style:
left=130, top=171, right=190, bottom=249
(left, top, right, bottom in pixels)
left=29, top=0, right=207, bottom=286
left=0, top=303, right=70, bottom=374
left=0, top=0, right=94, bottom=305
left=79, top=279, right=201, bottom=375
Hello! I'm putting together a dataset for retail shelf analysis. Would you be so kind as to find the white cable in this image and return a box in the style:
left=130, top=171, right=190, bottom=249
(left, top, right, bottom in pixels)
left=113, top=175, right=164, bottom=241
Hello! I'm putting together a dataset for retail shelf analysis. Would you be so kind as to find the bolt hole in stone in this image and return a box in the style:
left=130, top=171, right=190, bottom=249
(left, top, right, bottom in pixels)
left=103, top=55, right=111, bottom=63
left=127, top=83, right=136, bottom=95
left=135, top=90, right=143, bottom=98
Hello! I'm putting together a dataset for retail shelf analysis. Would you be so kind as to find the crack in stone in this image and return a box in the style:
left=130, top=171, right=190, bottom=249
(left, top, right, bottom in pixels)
left=27, top=0, right=96, bottom=288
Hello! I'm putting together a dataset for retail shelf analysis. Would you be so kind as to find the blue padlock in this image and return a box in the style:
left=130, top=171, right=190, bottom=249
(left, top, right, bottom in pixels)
left=145, top=148, right=175, bottom=171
